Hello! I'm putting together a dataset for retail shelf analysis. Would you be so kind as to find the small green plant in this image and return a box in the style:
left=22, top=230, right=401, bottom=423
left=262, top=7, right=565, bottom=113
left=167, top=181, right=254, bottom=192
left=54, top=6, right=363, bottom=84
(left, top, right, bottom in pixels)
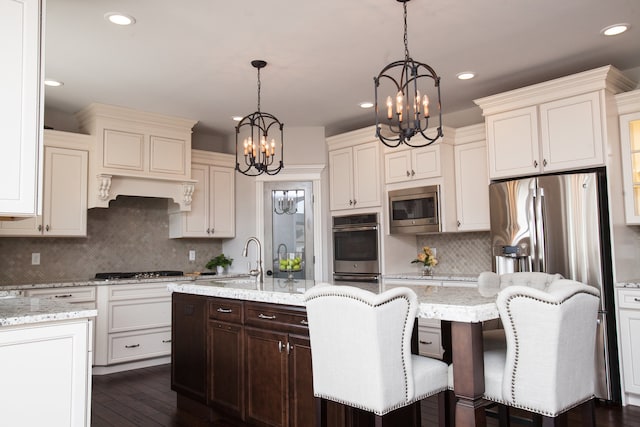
left=206, top=253, right=233, bottom=270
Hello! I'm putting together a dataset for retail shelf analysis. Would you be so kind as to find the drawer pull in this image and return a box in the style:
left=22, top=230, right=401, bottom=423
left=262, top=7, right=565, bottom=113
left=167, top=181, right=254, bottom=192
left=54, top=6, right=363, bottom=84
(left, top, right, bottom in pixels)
left=217, top=308, right=233, bottom=313
left=258, top=313, right=276, bottom=320
left=54, top=294, right=73, bottom=298
left=300, top=319, right=309, bottom=326
left=634, top=298, right=640, bottom=302
left=125, top=344, right=140, bottom=349
left=419, top=340, right=433, bottom=345
left=162, top=339, right=171, bottom=343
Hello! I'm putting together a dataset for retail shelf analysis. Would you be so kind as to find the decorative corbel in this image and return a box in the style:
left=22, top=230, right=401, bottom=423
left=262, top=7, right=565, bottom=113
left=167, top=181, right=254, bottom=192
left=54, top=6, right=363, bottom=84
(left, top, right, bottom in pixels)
left=97, top=174, right=112, bottom=201
left=182, top=182, right=195, bottom=206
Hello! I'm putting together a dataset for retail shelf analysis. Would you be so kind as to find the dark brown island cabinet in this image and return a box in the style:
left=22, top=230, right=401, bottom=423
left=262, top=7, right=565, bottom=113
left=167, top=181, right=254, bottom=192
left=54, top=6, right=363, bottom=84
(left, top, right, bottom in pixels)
left=171, top=292, right=347, bottom=427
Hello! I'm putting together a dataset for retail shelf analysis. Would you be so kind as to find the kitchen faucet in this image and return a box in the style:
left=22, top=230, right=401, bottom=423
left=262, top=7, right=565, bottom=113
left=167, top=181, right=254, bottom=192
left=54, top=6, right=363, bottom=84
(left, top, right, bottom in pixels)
left=242, top=237, right=263, bottom=284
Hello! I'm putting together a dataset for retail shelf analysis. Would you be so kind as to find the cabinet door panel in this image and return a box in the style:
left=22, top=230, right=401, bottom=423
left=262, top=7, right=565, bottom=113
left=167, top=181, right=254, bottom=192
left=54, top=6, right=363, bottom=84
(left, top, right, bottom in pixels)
left=245, top=327, right=288, bottom=427
left=209, top=320, right=244, bottom=418
left=210, top=166, right=235, bottom=237
left=149, top=135, right=187, bottom=175
left=171, top=293, right=207, bottom=402
left=385, top=150, right=411, bottom=183
left=288, top=334, right=314, bottom=427
left=412, top=145, right=441, bottom=179
left=618, top=309, right=640, bottom=394
left=621, top=113, right=640, bottom=224
left=352, top=143, right=380, bottom=208
left=103, top=129, right=145, bottom=171
left=44, top=146, right=88, bottom=236
left=0, top=0, right=41, bottom=216
left=540, top=91, right=603, bottom=172
left=329, top=147, right=354, bottom=210
left=183, top=164, right=210, bottom=236
left=454, top=141, right=489, bottom=231
left=487, top=106, right=539, bottom=179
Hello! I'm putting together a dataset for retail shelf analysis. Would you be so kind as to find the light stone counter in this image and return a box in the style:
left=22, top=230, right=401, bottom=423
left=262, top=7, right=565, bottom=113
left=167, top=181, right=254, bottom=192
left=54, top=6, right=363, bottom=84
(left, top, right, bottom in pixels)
left=0, top=297, right=97, bottom=327
left=617, top=280, right=640, bottom=288
left=384, top=272, right=479, bottom=282
left=168, top=278, right=499, bottom=323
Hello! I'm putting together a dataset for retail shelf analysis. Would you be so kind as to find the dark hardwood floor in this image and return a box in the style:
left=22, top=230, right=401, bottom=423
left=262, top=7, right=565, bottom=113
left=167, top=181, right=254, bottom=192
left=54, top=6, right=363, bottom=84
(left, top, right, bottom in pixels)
left=92, top=364, right=640, bottom=427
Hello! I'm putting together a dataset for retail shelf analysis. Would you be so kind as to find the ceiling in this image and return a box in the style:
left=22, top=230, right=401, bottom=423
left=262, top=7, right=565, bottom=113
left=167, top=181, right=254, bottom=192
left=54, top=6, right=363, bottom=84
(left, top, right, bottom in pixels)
left=44, top=0, right=640, bottom=138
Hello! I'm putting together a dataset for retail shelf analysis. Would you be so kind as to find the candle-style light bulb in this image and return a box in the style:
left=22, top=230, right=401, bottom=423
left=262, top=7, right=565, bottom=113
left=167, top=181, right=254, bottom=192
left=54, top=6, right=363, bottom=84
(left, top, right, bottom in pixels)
left=270, top=139, right=275, bottom=156
left=396, top=91, right=403, bottom=123
left=423, top=95, right=430, bottom=117
left=386, top=96, right=393, bottom=120
left=243, top=138, right=249, bottom=156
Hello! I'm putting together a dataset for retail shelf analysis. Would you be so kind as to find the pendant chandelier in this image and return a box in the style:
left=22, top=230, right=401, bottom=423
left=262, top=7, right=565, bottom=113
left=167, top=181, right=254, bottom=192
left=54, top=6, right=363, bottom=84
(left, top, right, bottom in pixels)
left=374, top=0, right=443, bottom=148
left=235, top=60, right=284, bottom=176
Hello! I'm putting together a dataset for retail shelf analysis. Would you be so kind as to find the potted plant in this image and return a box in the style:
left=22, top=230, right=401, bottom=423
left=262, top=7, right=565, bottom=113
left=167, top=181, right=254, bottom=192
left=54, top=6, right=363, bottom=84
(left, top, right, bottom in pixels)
left=206, top=253, right=233, bottom=275
left=411, top=246, right=438, bottom=276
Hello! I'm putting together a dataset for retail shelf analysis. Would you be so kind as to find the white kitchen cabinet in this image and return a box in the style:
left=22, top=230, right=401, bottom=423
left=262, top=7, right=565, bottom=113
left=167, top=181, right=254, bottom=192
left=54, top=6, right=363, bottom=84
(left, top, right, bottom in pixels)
left=0, top=319, right=92, bottom=426
left=616, top=90, right=640, bottom=224
left=94, top=282, right=172, bottom=373
left=169, top=150, right=235, bottom=238
left=418, top=318, right=443, bottom=359
left=476, top=66, right=635, bottom=180
left=454, top=124, right=490, bottom=231
left=385, top=145, right=441, bottom=184
left=0, top=0, right=43, bottom=217
left=617, top=288, right=640, bottom=405
left=328, top=139, right=381, bottom=211
left=0, top=131, right=89, bottom=237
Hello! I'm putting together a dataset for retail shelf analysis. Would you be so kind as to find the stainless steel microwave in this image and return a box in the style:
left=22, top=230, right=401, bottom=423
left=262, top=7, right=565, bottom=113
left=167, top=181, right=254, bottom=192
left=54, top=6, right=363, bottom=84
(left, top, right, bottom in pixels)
left=388, top=185, right=440, bottom=234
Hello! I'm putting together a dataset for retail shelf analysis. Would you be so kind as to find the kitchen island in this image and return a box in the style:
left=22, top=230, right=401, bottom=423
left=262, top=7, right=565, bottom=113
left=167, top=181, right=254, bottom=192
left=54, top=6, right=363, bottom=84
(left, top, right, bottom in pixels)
left=0, top=297, right=96, bottom=427
left=168, top=277, right=498, bottom=427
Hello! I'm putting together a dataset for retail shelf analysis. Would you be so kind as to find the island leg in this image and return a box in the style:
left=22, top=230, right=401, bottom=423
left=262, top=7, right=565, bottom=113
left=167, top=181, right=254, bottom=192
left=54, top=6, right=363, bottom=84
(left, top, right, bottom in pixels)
left=451, top=321, right=486, bottom=427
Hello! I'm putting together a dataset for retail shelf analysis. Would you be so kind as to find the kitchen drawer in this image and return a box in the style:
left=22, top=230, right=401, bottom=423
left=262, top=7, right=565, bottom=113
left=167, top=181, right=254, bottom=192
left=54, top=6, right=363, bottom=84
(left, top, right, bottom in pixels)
left=109, top=299, right=171, bottom=332
left=25, top=286, right=96, bottom=303
left=108, top=282, right=171, bottom=301
left=418, top=318, right=441, bottom=328
left=209, top=298, right=243, bottom=323
left=244, top=302, right=308, bottom=333
left=108, top=327, right=171, bottom=364
left=418, top=326, right=443, bottom=359
left=618, top=289, right=640, bottom=310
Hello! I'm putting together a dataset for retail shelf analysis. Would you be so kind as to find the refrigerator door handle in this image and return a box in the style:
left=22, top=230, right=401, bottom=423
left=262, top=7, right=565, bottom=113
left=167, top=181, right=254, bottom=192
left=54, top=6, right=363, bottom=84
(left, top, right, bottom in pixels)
left=535, top=187, right=547, bottom=272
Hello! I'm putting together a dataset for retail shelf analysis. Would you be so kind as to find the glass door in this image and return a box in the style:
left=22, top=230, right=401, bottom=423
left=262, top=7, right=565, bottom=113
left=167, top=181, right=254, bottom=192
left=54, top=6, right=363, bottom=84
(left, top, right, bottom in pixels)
left=264, top=181, right=314, bottom=280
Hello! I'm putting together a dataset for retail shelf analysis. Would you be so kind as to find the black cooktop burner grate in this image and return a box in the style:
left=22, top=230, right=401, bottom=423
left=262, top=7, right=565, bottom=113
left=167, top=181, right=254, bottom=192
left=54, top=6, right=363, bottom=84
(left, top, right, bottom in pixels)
left=94, top=270, right=184, bottom=280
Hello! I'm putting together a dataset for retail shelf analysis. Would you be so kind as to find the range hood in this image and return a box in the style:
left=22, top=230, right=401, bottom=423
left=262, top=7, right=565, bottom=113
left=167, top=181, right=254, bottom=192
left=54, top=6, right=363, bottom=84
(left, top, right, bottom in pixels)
left=76, top=103, right=198, bottom=211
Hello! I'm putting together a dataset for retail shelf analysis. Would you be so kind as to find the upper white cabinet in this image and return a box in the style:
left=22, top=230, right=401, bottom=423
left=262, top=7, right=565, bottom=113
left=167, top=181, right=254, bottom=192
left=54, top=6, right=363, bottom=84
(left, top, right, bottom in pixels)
left=0, top=131, right=90, bottom=237
left=169, top=150, right=235, bottom=238
left=616, top=90, right=640, bottom=224
left=76, top=103, right=198, bottom=211
left=327, top=127, right=382, bottom=212
left=0, top=0, right=43, bottom=217
left=454, top=124, right=490, bottom=231
left=476, top=66, right=635, bottom=180
left=385, top=145, right=441, bottom=184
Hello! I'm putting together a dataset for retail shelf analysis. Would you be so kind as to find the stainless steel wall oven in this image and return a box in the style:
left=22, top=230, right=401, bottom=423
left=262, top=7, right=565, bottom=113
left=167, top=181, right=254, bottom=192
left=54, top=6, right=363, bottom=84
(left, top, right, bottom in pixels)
left=332, top=213, right=380, bottom=283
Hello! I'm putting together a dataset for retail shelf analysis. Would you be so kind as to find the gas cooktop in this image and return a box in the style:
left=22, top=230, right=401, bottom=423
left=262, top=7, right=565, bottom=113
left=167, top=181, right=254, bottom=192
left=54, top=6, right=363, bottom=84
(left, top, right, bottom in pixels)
left=94, top=270, right=184, bottom=280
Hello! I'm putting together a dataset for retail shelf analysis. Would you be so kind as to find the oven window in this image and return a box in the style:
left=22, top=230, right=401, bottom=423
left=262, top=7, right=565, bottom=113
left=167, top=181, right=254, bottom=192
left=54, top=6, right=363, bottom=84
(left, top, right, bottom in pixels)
left=333, top=229, right=378, bottom=262
left=392, top=197, right=435, bottom=221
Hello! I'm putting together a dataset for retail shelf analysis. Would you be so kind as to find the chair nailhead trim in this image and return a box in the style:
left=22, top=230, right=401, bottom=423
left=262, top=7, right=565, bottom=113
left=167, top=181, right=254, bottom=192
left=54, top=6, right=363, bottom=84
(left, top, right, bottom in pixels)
left=503, top=289, right=596, bottom=416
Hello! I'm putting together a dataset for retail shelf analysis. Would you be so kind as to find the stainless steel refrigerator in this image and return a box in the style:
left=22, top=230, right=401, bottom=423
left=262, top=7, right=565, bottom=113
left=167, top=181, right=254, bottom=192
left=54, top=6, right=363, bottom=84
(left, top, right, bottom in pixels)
left=489, top=169, right=620, bottom=402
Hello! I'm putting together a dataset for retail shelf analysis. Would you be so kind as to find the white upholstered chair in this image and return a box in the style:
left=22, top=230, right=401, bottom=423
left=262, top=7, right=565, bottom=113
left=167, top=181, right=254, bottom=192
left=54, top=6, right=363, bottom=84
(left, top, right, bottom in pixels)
left=304, top=283, right=448, bottom=427
left=463, top=279, right=600, bottom=427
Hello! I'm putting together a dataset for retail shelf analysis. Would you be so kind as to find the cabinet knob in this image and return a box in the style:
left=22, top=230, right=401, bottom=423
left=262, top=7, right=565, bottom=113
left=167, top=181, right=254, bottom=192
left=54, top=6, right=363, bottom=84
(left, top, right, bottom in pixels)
left=37, top=224, right=42, bottom=232
left=349, top=199, right=353, bottom=206
left=45, top=225, right=50, bottom=232
left=206, top=228, right=210, bottom=234
left=533, top=160, right=538, bottom=168
left=406, top=171, right=410, bottom=177
left=457, top=220, right=461, bottom=227
left=543, top=159, right=548, bottom=167
left=210, top=227, right=214, bottom=234
left=353, top=199, right=357, bottom=205
left=278, top=341, right=284, bottom=352
left=411, top=170, right=415, bottom=176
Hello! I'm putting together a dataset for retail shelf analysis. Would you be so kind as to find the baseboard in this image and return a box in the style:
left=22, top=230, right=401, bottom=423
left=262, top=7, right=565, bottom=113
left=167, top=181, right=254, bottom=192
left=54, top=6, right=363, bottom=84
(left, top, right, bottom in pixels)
left=92, top=356, right=170, bottom=375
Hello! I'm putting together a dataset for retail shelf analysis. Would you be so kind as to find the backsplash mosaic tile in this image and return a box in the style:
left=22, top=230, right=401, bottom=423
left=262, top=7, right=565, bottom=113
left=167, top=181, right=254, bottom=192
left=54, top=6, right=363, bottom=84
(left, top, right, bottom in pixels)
left=417, top=232, right=492, bottom=275
left=0, top=196, right=224, bottom=285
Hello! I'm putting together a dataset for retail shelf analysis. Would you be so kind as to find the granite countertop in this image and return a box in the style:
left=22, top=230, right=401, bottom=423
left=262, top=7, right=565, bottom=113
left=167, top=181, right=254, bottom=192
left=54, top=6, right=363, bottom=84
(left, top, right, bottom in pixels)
left=0, top=297, right=97, bottom=327
left=168, top=278, right=499, bottom=322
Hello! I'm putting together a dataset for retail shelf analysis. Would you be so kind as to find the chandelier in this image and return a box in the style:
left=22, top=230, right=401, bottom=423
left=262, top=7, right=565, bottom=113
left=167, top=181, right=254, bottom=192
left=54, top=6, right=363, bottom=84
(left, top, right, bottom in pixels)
left=235, top=60, right=284, bottom=176
left=374, top=0, right=443, bottom=148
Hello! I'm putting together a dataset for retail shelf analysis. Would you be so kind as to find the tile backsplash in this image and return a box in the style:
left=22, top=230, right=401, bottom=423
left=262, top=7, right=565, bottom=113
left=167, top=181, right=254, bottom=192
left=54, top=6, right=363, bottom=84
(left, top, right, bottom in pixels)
left=0, top=196, right=224, bottom=285
left=416, top=232, right=492, bottom=275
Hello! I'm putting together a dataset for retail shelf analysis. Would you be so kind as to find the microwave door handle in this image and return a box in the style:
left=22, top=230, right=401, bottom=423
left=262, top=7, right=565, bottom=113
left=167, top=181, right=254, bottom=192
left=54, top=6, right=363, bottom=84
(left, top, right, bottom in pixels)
left=334, top=274, right=379, bottom=283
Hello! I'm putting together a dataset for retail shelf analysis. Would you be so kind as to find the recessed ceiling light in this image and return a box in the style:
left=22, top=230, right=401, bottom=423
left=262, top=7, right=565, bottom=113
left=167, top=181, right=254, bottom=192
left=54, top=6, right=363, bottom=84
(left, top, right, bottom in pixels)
left=601, top=23, right=629, bottom=36
left=456, top=72, right=476, bottom=80
left=359, top=102, right=374, bottom=109
left=44, top=79, right=63, bottom=87
left=232, top=116, right=243, bottom=122
left=104, top=12, right=136, bottom=26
